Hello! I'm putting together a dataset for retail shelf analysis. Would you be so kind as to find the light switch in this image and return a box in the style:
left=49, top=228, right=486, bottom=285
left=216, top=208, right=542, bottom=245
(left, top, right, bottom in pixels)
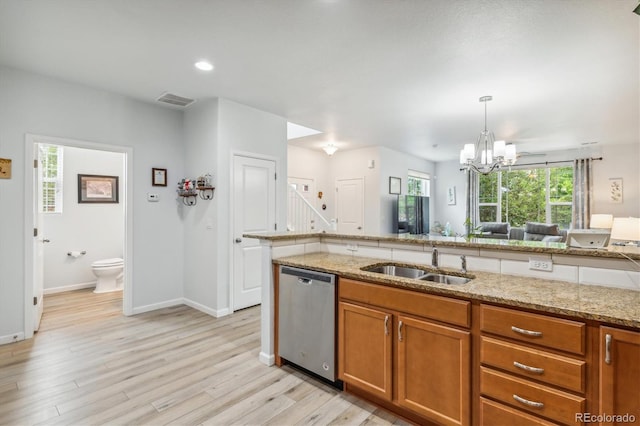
left=147, top=193, right=160, bottom=202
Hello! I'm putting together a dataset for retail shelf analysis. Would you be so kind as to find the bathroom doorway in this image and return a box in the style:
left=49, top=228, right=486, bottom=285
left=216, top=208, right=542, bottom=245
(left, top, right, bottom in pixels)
left=24, top=134, right=133, bottom=339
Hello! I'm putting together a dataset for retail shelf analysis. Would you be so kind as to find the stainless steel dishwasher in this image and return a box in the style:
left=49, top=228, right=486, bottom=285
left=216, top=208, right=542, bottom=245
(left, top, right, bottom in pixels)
left=278, top=265, right=337, bottom=382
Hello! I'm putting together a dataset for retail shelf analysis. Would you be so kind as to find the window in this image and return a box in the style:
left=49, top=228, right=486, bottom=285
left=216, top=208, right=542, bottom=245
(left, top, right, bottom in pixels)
left=39, top=144, right=63, bottom=213
left=478, top=166, right=573, bottom=229
left=407, top=170, right=430, bottom=197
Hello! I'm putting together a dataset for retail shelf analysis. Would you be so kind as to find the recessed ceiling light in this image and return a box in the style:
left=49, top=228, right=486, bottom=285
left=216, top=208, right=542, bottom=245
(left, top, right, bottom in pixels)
left=194, top=61, right=214, bottom=71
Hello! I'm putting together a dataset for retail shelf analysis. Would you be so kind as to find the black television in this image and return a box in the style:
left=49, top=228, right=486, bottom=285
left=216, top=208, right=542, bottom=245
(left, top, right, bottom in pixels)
left=393, top=195, right=430, bottom=235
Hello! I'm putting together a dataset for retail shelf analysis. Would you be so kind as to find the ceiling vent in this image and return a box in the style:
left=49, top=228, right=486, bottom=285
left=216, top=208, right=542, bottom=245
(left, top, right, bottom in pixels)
left=156, top=92, right=196, bottom=108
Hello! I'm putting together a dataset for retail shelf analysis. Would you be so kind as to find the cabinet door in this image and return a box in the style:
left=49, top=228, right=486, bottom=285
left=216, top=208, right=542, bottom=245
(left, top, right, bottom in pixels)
left=600, top=327, right=640, bottom=425
left=397, top=315, right=471, bottom=426
left=338, top=301, right=393, bottom=401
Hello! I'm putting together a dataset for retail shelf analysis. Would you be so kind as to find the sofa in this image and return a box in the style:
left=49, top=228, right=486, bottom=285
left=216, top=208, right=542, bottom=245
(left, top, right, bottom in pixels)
left=477, top=222, right=567, bottom=242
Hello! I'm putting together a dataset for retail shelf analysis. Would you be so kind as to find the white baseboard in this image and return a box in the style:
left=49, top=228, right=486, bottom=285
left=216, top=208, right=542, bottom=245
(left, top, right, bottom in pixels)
left=131, top=298, right=184, bottom=315
left=259, top=351, right=275, bottom=366
left=44, top=281, right=96, bottom=295
left=183, top=298, right=230, bottom=318
left=0, top=332, right=25, bottom=346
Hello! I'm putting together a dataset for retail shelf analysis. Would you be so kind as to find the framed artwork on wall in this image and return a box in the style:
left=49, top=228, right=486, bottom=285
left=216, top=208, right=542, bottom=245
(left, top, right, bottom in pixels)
left=447, top=186, right=456, bottom=205
left=389, top=176, right=401, bottom=195
left=609, top=178, right=622, bottom=203
left=152, top=168, right=167, bottom=186
left=78, top=174, right=119, bottom=203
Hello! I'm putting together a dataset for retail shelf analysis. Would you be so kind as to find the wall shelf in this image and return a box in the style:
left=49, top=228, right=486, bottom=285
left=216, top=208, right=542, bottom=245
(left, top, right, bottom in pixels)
left=198, top=186, right=215, bottom=200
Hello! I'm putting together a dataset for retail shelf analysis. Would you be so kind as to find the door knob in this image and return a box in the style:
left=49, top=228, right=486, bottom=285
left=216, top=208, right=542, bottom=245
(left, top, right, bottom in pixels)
left=235, top=238, right=242, bottom=243
left=357, top=226, right=362, bottom=230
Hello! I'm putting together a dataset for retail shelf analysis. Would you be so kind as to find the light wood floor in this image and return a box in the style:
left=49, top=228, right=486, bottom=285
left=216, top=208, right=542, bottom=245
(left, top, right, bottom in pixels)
left=0, top=289, right=409, bottom=426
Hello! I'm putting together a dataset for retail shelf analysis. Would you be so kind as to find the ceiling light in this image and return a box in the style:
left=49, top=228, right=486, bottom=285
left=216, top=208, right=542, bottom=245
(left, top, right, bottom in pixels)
left=323, top=144, right=338, bottom=156
left=459, top=96, right=517, bottom=175
left=194, top=61, right=214, bottom=71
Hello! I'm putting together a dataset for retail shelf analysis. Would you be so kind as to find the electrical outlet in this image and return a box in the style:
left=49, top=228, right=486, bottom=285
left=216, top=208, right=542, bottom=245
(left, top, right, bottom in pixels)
left=529, top=257, right=553, bottom=272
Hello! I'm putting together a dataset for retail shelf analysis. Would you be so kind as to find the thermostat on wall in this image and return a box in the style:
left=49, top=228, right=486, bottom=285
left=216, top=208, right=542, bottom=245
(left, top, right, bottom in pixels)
left=147, top=193, right=160, bottom=202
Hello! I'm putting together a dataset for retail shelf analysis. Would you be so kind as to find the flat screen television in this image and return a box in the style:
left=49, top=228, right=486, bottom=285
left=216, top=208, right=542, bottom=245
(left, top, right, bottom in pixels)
left=393, top=195, right=430, bottom=235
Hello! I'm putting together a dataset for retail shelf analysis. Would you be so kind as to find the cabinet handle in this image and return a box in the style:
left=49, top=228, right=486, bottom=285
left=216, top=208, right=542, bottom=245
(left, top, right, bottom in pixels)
left=384, top=315, right=389, bottom=336
left=398, top=321, right=403, bottom=341
left=514, top=361, right=545, bottom=375
left=513, top=394, right=544, bottom=409
left=511, top=325, right=543, bottom=337
left=605, top=333, right=612, bottom=365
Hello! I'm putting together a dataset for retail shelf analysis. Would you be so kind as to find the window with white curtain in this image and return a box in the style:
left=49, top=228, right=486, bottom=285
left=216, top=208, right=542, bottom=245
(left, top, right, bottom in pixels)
left=39, top=144, right=64, bottom=213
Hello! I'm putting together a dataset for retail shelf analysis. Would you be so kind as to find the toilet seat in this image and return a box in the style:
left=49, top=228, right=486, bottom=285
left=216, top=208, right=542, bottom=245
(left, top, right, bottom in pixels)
left=92, top=258, right=123, bottom=268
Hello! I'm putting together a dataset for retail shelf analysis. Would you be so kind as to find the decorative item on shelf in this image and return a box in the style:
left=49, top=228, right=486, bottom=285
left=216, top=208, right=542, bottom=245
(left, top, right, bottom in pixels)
left=459, top=96, right=517, bottom=175
left=177, top=178, right=198, bottom=206
left=196, top=173, right=215, bottom=200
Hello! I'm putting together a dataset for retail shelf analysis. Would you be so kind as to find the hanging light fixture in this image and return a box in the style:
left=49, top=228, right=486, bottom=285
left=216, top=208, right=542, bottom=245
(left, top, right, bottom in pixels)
left=323, top=143, right=338, bottom=156
left=459, top=96, right=517, bottom=174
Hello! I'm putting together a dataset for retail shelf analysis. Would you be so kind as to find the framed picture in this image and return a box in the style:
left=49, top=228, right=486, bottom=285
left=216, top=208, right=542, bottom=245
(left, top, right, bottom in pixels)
left=609, top=178, right=622, bottom=203
left=152, top=168, right=167, bottom=187
left=78, top=174, right=119, bottom=203
left=389, top=176, right=401, bottom=195
left=0, top=158, right=11, bottom=179
left=447, top=186, right=456, bottom=205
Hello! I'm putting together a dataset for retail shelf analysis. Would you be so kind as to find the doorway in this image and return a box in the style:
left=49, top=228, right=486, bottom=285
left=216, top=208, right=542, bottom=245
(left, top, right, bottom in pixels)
left=336, top=177, right=364, bottom=235
left=24, top=134, right=132, bottom=339
left=231, top=154, right=276, bottom=311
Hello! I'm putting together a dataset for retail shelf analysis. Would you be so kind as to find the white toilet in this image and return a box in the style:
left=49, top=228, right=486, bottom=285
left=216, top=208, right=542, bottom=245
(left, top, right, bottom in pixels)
left=91, top=258, right=124, bottom=293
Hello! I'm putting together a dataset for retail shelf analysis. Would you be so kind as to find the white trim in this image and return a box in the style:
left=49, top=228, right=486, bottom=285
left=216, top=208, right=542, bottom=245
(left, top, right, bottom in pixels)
left=24, top=134, right=134, bottom=342
left=259, top=351, right=275, bottom=366
left=131, top=298, right=184, bottom=315
left=183, top=298, right=230, bottom=318
left=0, top=332, right=25, bottom=346
left=43, top=282, right=96, bottom=295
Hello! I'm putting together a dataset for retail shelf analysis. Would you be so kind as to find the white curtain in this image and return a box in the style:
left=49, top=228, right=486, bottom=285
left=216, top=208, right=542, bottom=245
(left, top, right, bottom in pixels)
left=465, top=170, right=479, bottom=235
left=572, top=158, right=593, bottom=229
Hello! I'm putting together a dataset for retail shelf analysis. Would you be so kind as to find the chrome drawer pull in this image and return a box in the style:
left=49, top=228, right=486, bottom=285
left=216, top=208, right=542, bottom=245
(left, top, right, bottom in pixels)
left=513, top=394, right=544, bottom=409
left=605, top=333, right=612, bottom=365
left=384, top=315, right=389, bottom=336
left=511, top=325, right=543, bottom=337
left=514, top=361, right=545, bottom=374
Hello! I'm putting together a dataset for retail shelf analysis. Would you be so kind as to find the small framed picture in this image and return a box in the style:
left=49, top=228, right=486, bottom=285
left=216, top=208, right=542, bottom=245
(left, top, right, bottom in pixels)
left=0, top=158, right=11, bottom=179
left=389, top=176, right=401, bottom=195
left=609, top=178, right=622, bottom=203
left=447, top=186, right=456, bottom=205
left=78, top=174, right=119, bottom=203
left=152, top=168, right=167, bottom=187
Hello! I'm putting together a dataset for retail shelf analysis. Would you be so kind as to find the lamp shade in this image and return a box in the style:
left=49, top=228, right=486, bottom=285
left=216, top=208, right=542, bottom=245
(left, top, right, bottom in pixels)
left=590, top=214, right=613, bottom=229
left=610, top=217, right=640, bottom=243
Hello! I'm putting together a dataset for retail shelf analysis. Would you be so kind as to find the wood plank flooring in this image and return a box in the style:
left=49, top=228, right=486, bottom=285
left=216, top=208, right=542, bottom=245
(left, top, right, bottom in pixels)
left=0, top=289, right=409, bottom=426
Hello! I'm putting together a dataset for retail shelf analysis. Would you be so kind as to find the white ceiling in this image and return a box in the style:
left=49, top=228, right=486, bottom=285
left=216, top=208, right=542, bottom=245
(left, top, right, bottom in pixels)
left=1, top=0, right=638, bottom=161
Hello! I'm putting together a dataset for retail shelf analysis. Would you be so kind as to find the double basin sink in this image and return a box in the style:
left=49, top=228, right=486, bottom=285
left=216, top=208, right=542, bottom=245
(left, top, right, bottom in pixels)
left=361, top=264, right=472, bottom=285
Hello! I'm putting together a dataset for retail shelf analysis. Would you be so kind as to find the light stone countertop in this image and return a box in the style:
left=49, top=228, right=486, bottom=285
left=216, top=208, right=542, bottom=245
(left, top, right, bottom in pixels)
left=273, top=252, right=640, bottom=329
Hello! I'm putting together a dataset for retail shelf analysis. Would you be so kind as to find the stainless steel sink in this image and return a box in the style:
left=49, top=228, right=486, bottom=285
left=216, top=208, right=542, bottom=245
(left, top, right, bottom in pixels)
left=419, top=273, right=471, bottom=285
left=362, top=264, right=428, bottom=279
left=361, top=263, right=471, bottom=285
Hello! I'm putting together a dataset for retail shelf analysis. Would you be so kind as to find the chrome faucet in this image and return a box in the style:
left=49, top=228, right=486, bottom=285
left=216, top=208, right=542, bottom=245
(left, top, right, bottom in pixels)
left=460, top=255, right=467, bottom=274
left=431, top=248, right=439, bottom=268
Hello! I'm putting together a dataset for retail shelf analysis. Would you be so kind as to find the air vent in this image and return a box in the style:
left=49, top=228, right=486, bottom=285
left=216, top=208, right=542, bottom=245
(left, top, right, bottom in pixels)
left=156, top=92, right=196, bottom=107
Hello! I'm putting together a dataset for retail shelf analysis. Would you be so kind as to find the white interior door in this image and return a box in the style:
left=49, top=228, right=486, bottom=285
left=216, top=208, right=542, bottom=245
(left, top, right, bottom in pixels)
left=33, top=145, right=45, bottom=331
left=336, top=177, right=364, bottom=235
left=233, top=155, right=276, bottom=311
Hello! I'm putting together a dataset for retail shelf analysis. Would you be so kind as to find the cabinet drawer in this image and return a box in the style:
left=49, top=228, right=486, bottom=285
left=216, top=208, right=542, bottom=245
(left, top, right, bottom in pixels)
left=480, top=367, right=585, bottom=425
left=480, top=305, right=585, bottom=355
left=339, top=278, right=470, bottom=328
left=481, top=336, right=586, bottom=393
left=479, top=398, right=558, bottom=426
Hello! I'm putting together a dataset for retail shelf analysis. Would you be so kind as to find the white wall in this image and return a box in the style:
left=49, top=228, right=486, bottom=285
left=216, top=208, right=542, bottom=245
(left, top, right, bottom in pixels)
left=287, top=145, right=333, bottom=219
left=434, top=160, right=468, bottom=236
left=183, top=98, right=288, bottom=314
left=0, top=66, right=185, bottom=340
left=378, top=146, right=435, bottom=234
left=43, top=146, right=125, bottom=290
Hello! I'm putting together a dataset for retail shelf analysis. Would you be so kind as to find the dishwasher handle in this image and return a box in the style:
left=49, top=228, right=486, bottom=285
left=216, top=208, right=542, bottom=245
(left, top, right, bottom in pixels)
left=297, top=277, right=313, bottom=286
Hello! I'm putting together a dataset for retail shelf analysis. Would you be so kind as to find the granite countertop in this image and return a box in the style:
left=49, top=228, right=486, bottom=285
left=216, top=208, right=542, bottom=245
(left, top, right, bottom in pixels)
left=246, top=231, right=640, bottom=261
left=273, top=252, right=640, bottom=329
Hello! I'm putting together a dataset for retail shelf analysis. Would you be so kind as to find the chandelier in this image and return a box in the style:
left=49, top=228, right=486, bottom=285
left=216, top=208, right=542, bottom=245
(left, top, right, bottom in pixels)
left=459, top=96, right=517, bottom=174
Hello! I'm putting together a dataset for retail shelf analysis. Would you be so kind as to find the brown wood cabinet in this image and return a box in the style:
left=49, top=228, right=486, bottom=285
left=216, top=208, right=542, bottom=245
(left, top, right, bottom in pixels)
left=338, top=301, right=393, bottom=401
left=599, top=326, right=640, bottom=425
left=338, top=278, right=471, bottom=426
